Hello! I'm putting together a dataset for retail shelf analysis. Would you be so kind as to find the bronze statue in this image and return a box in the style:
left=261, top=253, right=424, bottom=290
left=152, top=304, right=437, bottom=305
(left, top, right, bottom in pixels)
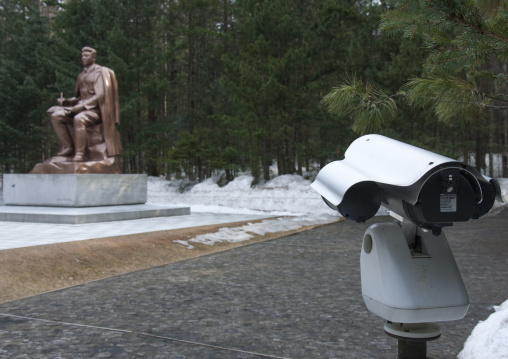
left=31, top=47, right=122, bottom=174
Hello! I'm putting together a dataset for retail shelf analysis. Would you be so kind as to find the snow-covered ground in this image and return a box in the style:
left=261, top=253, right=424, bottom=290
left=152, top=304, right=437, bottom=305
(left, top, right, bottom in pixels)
left=458, top=300, right=508, bottom=359
left=148, top=174, right=342, bottom=248
left=147, top=174, right=508, bottom=359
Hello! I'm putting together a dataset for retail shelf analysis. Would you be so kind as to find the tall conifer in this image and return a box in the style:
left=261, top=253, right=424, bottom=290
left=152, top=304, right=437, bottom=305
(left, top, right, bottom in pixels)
left=322, top=0, right=508, bottom=173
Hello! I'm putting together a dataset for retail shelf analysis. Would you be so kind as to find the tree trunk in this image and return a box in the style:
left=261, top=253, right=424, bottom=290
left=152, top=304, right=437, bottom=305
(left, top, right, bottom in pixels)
left=187, top=9, right=196, bottom=128
left=488, top=109, right=495, bottom=178
left=504, top=116, right=508, bottom=177
left=262, top=139, right=271, bottom=182
left=296, top=124, right=303, bottom=176
left=475, top=123, right=486, bottom=173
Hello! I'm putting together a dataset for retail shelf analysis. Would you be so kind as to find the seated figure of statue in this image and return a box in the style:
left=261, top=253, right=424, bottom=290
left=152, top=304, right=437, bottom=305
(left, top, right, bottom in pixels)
left=32, top=47, right=122, bottom=174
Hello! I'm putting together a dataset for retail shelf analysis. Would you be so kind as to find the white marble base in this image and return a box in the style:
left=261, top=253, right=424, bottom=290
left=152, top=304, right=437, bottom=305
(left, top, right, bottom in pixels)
left=0, top=204, right=190, bottom=224
left=3, top=174, right=147, bottom=207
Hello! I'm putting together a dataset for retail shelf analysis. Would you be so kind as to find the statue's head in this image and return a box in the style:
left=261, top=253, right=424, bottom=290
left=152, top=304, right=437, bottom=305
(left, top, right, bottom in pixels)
left=82, top=46, right=97, bottom=58
left=81, top=47, right=97, bottom=67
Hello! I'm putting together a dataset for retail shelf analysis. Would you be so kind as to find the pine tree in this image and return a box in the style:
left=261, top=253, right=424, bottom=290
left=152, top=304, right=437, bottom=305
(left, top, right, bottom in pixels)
left=221, top=0, right=380, bottom=181
left=322, top=0, right=508, bottom=173
left=0, top=0, right=58, bottom=173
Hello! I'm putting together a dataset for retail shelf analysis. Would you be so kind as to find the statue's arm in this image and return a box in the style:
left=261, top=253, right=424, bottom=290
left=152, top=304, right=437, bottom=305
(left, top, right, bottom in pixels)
left=57, top=97, right=79, bottom=106
left=64, top=97, right=79, bottom=106
left=55, top=97, right=82, bottom=116
left=48, top=96, right=79, bottom=114
left=66, top=96, right=98, bottom=115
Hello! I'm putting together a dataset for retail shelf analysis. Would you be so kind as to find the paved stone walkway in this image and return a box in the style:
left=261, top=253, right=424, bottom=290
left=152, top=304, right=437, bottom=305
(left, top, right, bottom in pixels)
left=0, top=209, right=507, bottom=358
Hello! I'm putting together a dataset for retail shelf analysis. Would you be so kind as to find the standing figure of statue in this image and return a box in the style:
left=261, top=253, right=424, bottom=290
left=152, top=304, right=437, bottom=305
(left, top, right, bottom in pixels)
left=32, top=47, right=122, bottom=174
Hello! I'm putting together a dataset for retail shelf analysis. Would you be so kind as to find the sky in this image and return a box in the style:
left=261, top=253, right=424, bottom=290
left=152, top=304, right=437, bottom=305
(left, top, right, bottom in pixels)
left=147, top=173, right=508, bottom=359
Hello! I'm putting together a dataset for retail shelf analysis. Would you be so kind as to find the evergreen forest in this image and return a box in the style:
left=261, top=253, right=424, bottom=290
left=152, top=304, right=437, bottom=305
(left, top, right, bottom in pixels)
left=1, top=0, right=507, bottom=182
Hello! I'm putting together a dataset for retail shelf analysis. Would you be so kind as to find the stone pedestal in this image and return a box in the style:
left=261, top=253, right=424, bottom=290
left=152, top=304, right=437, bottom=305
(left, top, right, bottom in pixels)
left=1, top=174, right=190, bottom=224
left=4, top=174, right=146, bottom=207
left=0, top=204, right=190, bottom=224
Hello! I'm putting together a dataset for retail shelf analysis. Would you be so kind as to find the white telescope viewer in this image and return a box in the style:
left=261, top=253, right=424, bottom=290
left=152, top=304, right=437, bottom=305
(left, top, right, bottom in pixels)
left=311, top=134, right=503, bottom=358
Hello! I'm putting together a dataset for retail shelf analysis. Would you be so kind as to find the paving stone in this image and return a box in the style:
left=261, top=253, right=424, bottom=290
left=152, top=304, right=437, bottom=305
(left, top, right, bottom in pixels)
left=0, top=209, right=507, bottom=358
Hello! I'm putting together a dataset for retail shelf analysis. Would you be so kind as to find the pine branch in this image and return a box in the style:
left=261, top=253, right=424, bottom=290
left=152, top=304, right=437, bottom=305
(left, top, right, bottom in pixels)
left=321, top=78, right=399, bottom=134
left=484, top=94, right=508, bottom=104
left=448, top=11, right=508, bottom=43
left=381, top=0, right=508, bottom=74
left=402, top=76, right=491, bottom=123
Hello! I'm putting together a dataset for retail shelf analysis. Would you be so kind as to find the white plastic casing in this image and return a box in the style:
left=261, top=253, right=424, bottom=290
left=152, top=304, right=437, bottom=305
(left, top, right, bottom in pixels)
left=310, top=134, right=455, bottom=208
left=361, top=222, right=470, bottom=323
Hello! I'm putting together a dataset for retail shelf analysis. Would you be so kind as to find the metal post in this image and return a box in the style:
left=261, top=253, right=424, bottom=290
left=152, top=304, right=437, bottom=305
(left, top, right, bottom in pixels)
left=384, top=322, right=441, bottom=359
left=398, top=339, right=427, bottom=359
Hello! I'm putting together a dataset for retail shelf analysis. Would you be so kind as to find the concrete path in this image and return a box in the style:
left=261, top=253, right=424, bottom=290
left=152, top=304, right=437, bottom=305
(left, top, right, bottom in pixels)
left=0, top=212, right=276, bottom=250
left=0, top=210, right=507, bottom=358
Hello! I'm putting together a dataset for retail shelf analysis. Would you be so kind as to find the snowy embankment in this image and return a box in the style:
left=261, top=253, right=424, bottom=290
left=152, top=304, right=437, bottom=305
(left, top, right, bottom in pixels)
left=148, top=175, right=339, bottom=248
left=147, top=174, right=337, bottom=216
left=147, top=174, right=508, bottom=359
left=148, top=174, right=341, bottom=248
